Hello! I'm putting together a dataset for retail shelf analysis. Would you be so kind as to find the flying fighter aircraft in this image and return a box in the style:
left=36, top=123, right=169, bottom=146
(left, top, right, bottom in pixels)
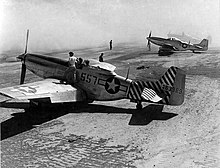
left=146, top=32, right=208, bottom=55
left=0, top=30, right=186, bottom=110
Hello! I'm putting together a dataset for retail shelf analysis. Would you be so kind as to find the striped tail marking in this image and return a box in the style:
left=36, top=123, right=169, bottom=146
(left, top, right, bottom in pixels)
left=127, top=66, right=178, bottom=104
left=141, top=87, right=162, bottom=102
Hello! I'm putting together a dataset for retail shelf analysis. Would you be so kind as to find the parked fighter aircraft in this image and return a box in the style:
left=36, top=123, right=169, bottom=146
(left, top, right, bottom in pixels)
left=0, top=30, right=186, bottom=110
left=146, top=32, right=208, bottom=55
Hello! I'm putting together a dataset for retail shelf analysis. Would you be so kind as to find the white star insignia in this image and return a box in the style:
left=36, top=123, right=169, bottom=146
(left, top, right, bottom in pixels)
left=107, top=78, right=119, bottom=92
left=11, top=86, right=38, bottom=95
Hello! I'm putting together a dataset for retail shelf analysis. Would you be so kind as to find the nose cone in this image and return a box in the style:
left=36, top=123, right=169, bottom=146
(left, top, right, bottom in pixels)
left=17, top=54, right=25, bottom=61
left=147, top=37, right=152, bottom=41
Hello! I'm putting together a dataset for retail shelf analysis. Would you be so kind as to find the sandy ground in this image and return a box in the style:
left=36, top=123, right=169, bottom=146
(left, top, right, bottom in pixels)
left=0, top=44, right=220, bottom=168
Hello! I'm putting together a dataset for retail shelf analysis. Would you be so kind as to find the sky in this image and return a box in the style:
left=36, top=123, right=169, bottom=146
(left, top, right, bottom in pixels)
left=0, top=0, right=219, bottom=53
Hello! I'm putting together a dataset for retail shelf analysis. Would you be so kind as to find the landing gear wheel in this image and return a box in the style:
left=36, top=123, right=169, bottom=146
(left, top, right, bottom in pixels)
left=29, top=99, right=49, bottom=113
left=29, top=100, right=41, bottom=110
left=136, top=102, right=142, bottom=110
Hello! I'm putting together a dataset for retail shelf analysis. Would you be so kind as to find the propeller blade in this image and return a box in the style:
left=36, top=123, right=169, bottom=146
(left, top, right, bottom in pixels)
left=148, top=41, right=151, bottom=51
left=149, top=31, right=152, bottom=38
left=146, top=31, right=152, bottom=51
left=18, top=29, right=29, bottom=84
left=24, top=29, right=29, bottom=54
left=147, top=39, right=151, bottom=51
left=20, top=63, right=26, bottom=84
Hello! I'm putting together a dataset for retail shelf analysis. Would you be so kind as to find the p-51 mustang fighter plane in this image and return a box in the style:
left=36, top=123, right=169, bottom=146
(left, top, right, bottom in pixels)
left=0, top=30, right=186, bottom=110
left=146, top=32, right=208, bottom=55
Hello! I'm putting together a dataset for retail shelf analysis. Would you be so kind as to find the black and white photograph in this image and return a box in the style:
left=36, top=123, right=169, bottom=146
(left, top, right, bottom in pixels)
left=0, top=0, right=220, bottom=167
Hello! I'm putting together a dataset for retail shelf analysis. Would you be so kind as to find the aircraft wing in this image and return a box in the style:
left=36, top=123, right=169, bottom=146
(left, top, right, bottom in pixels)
left=0, top=79, right=87, bottom=103
left=193, top=45, right=203, bottom=49
left=161, top=44, right=177, bottom=51
left=89, top=59, right=116, bottom=71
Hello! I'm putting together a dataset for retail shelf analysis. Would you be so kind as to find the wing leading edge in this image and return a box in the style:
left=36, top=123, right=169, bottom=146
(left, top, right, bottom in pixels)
left=160, top=44, right=177, bottom=51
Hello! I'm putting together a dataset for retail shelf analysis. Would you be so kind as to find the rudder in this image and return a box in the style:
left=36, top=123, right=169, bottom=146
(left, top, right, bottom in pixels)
left=159, top=66, right=186, bottom=105
left=198, top=39, right=208, bottom=50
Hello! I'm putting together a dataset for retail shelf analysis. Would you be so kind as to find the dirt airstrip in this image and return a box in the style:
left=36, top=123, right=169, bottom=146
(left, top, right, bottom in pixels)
left=1, top=44, right=220, bottom=167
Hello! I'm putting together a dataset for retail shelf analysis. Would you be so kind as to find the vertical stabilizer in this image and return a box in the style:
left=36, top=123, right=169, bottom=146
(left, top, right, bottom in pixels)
left=158, top=67, right=186, bottom=105
left=127, top=66, right=186, bottom=106
left=197, top=39, right=208, bottom=50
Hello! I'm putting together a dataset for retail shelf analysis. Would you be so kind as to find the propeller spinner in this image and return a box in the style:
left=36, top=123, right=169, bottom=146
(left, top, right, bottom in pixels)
left=17, top=29, right=29, bottom=84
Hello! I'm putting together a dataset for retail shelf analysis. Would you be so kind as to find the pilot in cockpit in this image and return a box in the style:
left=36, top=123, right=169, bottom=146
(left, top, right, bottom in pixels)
left=75, top=57, right=83, bottom=69
left=83, top=60, right=90, bottom=66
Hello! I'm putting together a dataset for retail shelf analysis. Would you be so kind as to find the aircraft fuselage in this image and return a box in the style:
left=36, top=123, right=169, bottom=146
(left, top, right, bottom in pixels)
left=23, top=53, right=132, bottom=101
left=147, top=37, right=189, bottom=51
left=75, top=66, right=131, bottom=101
left=25, top=53, right=68, bottom=80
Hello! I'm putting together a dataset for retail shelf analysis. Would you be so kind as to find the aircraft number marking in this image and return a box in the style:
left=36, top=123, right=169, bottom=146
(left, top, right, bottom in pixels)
left=80, top=72, right=98, bottom=85
left=162, top=84, right=182, bottom=94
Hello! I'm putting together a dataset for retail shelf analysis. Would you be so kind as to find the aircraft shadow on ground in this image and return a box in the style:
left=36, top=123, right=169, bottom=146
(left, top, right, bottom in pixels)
left=74, top=104, right=178, bottom=126
left=0, top=102, right=177, bottom=140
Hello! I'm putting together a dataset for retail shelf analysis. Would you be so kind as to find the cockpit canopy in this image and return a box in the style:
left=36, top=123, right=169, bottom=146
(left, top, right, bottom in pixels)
left=89, top=59, right=116, bottom=72
left=168, top=37, right=181, bottom=41
left=81, top=59, right=117, bottom=76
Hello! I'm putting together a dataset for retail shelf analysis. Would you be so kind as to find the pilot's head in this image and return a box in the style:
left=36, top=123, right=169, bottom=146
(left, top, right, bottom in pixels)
left=78, top=57, right=83, bottom=63
left=84, top=60, right=90, bottom=66
left=69, top=52, right=74, bottom=57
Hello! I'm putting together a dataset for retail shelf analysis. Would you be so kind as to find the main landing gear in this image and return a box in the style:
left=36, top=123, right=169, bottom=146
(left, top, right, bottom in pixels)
left=136, top=101, right=143, bottom=110
left=29, top=98, right=51, bottom=112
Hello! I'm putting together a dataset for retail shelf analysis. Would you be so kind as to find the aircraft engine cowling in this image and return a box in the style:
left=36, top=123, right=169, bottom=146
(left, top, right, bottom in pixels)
left=64, top=67, right=77, bottom=84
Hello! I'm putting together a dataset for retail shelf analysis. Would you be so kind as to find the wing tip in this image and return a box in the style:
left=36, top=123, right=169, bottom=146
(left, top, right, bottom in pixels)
left=0, top=93, right=12, bottom=103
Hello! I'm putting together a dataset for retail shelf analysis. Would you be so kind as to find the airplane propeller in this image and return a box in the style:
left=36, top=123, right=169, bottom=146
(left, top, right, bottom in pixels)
left=146, top=31, right=152, bottom=51
left=17, top=29, right=29, bottom=84
left=20, top=63, right=26, bottom=85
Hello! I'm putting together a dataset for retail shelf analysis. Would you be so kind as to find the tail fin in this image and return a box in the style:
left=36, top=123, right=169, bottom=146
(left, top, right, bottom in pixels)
left=128, top=67, right=186, bottom=106
left=197, top=39, right=208, bottom=50
left=158, top=66, right=186, bottom=105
